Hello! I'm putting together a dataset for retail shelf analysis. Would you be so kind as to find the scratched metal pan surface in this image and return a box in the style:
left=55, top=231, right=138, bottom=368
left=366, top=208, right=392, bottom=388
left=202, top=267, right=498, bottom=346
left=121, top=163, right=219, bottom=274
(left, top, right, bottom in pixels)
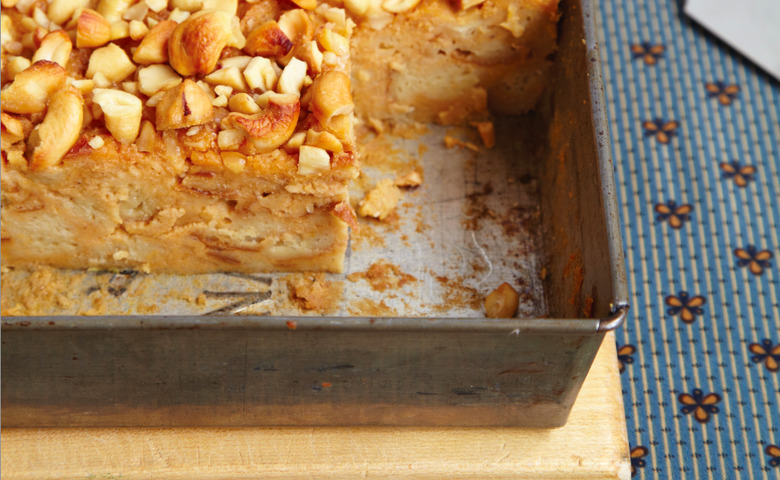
left=0, top=0, right=628, bottom=427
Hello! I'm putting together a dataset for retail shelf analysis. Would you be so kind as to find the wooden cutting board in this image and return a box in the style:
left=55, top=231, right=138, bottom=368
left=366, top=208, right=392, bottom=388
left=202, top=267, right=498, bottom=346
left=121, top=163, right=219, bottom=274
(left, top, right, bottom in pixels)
left=1, top=333, right=629, bottom=480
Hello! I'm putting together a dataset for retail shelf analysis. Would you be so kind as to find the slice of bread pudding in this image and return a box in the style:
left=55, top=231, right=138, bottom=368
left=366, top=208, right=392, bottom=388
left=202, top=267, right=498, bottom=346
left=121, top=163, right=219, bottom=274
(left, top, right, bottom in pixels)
left=0, top=0, right=557, bottom=273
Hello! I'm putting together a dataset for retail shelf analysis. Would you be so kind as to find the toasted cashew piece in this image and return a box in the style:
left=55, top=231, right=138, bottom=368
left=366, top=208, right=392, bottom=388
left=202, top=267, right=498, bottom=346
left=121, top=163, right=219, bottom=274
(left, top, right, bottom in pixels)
left=31, top=30, right=73, bottom=68
left=202, top=0, right=237, bottom=15
left=277, top=8, right=313, bottom=44
left=97, top=0, right=133, bottom=22
left=228, top=92, right=261, bottom=115
left=277, top=57, right=307, bottom=96
left=3, top=56, right=32, bottom=82
left=1, top=14, right=18, bottom=49
left=305, top=129, right=342, bottom=153
left=289, top=0, right=316, bottom=9
left=0, top=60, right=68, bottom=114
left=168, top=10, right=233, bottom=76
left=137, top=64, right=182, bottom=96
left=381, top=0, right=421, bottom=13
left=244, top=20, right=292, bottom=58
left=343, top=0, right=369, bottom=16
left=26, top=87, right=84, bottom=171
left=92, top=88, right=143, bottom=143
left=133, top=20, right=177, bottom=64
left=77, top=9, right=112, bottom=48
left=297, top=144, right=330, bottom=175
left=309, top=70, right=353, bottom=124
left=155, top=79, right=214, bottom=130
left=226, top=92, right=300, bottom=154
left=48, top=0, right=91, bottom=25
left=243, top=56, right=277, bottom=92
left=204, top=66, right=248, bottom=91
left=1, top=113, right=27, bottom=144
left=86, top=43, right=136, bottom=83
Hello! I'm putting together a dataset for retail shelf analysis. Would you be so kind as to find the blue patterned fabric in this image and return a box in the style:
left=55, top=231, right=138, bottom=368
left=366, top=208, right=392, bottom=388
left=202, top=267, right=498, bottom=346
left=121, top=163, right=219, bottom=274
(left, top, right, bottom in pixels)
left=595, top=1, right=780, bottom=478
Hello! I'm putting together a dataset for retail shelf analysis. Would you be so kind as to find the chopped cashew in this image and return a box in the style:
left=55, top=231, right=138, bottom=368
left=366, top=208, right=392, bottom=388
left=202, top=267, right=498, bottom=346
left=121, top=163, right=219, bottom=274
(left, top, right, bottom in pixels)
left=86, top=43, right=136, bottom=83
left=26, top=87, right=84, bottom=170
left=92, top=88, right=143, bottom=143
left=297, top=145, right=330, bottom=174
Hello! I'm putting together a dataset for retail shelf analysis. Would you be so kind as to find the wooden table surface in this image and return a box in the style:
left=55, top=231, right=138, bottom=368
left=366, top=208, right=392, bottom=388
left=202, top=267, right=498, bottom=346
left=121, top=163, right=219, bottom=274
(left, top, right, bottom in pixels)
left=1, top=333, right=629, bottom=480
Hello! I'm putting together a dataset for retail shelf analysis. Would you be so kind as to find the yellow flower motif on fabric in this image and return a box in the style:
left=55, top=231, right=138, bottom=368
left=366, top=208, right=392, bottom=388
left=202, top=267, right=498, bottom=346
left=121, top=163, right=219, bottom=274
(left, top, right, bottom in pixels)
left=654, top=200, right=692, bottom=228
left=720, top=161, right=756, bottom=187
left=617, top=344, right=637, bottom=373
left=767, top=445, right=780, bottom=468
left=734, top=245, right=774, bottom=276
left=748, top=339, right=780, bottom=372
left=679, top=389, right=721, bottom=424
left=631, top=42, right=665, bottom=65
left=665, top=291, right=706, bottom=323
left=643, top=118, right=679, bottom=144
left=705, top=82, right=740, bottom=106
left=630, top=446, right=649, bottom=477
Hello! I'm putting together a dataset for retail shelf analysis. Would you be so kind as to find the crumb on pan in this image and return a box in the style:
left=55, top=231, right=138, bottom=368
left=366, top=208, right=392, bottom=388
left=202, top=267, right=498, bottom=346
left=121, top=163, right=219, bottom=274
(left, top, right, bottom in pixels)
left=431, top=273, right=483, bottom=312
left=444, top=135, right=480, bottom=152
left=358, top=178, right=402, bottom=220
left=0, top=267, right=80, bottom=315
left=470, top=121, right=496, bottom=149
left=393, top=169, right=423, bottom=188
left=287, top=272, right=343, bottom=313
left=347, top=259, right=416, bottom=292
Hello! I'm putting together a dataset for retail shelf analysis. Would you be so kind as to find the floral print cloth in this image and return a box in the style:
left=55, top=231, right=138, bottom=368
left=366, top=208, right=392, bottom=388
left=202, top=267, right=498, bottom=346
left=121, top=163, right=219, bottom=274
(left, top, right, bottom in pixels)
left=597, top=0, right=780, bottom=478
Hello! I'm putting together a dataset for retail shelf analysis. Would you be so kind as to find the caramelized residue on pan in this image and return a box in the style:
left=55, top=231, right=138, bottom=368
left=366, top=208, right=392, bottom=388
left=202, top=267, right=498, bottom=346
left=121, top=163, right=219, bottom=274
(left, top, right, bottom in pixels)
left=357, top=127, right=422, bottom=173
left=349, top=218, right=387, bottom=251
left=347, top=259, right=417, bottom=292
left=582, top=295, right=595, bottom=318
left=463, top=182, right=495, bottom=231
left=430, top=273, right=483, bottom=312
left=562, top=252, right=585, bottom=309
left=348, top=298, right=399, bottom=317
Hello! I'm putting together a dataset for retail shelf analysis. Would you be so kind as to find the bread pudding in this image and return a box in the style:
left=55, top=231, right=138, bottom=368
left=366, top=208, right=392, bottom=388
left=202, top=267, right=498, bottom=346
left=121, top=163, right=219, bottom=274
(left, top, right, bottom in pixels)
left=1, top=0, right=558, bottom=274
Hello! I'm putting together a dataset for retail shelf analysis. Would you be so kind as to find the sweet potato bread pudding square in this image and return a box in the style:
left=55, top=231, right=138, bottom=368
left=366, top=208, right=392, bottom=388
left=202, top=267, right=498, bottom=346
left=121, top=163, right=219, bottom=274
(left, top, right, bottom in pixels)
left=1, top=0, right=558, bottom=274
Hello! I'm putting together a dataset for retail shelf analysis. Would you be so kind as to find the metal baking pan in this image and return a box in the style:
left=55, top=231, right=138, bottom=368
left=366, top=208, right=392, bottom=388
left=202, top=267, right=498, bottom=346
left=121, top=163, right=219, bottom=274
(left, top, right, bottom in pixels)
left=0, top=0, right=628, bottom=428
